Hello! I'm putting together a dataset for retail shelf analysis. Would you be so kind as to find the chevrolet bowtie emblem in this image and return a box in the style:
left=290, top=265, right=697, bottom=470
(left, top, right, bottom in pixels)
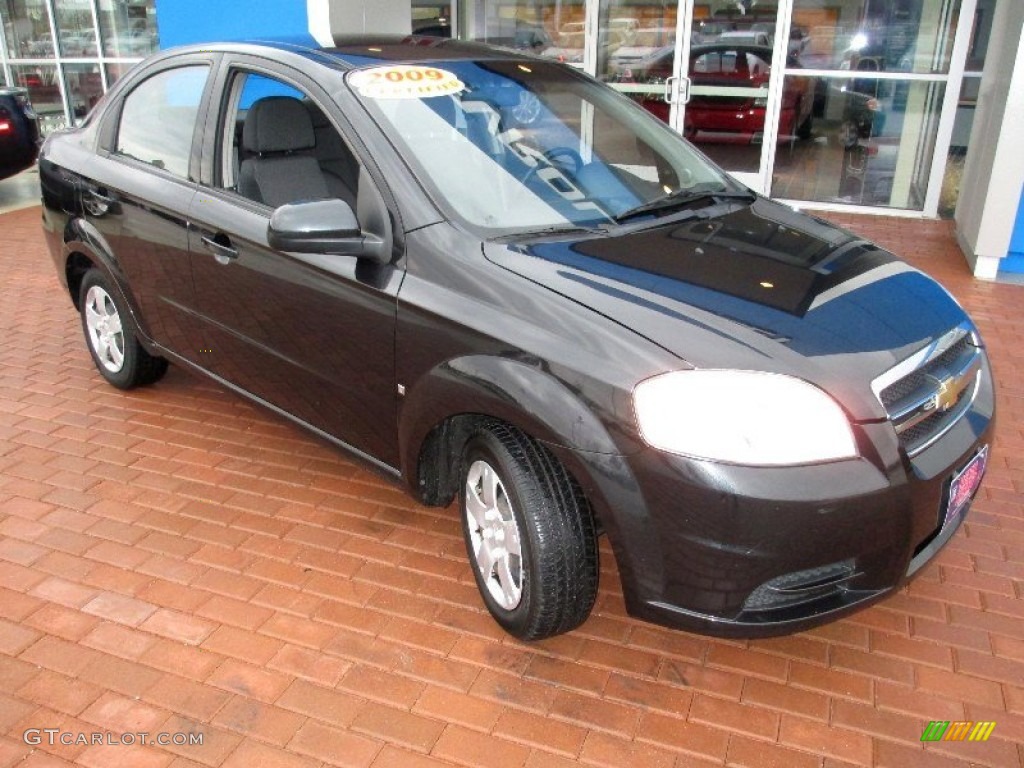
left=931, top=373, right=971, bottom=413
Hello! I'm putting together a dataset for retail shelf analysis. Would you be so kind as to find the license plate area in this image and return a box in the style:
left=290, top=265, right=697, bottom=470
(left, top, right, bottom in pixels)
left=944, top=445, right=988, bottom=529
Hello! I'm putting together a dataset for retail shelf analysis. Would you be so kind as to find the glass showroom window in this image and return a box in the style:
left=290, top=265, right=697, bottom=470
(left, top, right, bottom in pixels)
left=772, top=75, right=945, bottom=208
left=62, top=62, right=103, bottom=121
left=10, top=63, right=63, bottom=133
left=787, top=0, right=960, bottom=74
left=98, top=0, right=158, bottom=59
left=771, top=0, right=963, bottom=211
left=412, top=0, right=453, bottom=36
left=1, top=0, right=157, bottom=135
left=2, top=0, right=52, bottom=58
left=53, top=0, right=98, bottom=58
left=104, top=61, right=135, bottom=88
left=939, top=0, right=993, bottom=216
left=596, top=0, right=677, bottom=117
left=459, top=0, right=582, bottom=62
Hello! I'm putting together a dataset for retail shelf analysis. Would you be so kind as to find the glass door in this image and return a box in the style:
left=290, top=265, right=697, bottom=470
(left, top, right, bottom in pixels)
left=456, top=0, right=975, bottom=213
left=596, top=0, right=789, bottom=193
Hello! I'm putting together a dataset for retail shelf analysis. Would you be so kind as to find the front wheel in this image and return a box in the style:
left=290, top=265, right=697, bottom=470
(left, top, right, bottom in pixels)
left=460, top=423, right=598, bottom=640
left=79, top=269, right=167, bottom=389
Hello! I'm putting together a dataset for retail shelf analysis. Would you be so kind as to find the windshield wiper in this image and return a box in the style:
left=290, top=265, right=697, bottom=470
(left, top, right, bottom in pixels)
left=494, top=223, right=609, bottom=241
left=614, top=185, right=756, bottom=224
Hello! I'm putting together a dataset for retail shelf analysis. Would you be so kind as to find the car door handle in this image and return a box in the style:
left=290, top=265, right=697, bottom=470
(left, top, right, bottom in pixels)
left=201, top=234, right=238, bottom=265
left=84, top=187, right=120, bottom=215
left=88, top=188, right=118, bottom=206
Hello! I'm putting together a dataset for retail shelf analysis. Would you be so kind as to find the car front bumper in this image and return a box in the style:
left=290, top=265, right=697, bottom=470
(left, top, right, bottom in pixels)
left=558, top=357, right=996, bottom=637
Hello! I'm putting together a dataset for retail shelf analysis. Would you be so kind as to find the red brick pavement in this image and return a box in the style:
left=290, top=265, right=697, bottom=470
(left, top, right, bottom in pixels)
left=0, top=205, right=1022, bottom=767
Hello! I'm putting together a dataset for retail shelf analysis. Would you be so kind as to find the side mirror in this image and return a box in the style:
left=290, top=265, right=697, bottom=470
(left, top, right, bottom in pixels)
left=267, top=198, right=389, bottom=264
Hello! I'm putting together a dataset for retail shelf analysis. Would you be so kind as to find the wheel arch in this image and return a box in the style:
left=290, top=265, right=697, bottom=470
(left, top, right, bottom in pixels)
left=400, top=355, right=623, bottom=510
left=60, top=218, right=152, bottom=342
left=64, top=250, right=94, bottom=311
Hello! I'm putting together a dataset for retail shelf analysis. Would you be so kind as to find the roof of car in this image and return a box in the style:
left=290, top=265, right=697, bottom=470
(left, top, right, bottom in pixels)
left=172, top=35, right=535, bottom=70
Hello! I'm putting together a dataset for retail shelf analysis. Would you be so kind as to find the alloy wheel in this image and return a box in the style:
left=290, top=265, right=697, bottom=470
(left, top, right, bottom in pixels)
left=84, top=285, right=125, bottom=373
left=464, top=459, right=524, bottom=610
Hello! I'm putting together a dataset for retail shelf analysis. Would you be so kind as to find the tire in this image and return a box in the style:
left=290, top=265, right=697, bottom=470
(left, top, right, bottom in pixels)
left=79, top=269, right=168, bottom=390
left=460, top=422, right=599, bottom=640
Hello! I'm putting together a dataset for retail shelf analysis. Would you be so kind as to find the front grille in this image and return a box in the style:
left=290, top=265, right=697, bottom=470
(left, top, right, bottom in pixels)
left=875, top=327, right=982, bottom=456
left=879, top=335, right=971, bottom=408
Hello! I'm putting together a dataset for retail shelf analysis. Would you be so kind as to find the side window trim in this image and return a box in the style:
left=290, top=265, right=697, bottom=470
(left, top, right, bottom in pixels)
left=114, top=65, right=208, bottom=177
left=97, top=53, right=221, bottom=184
left=195, top=53, right=409, bottom=249
left=213, top=65, right=314, bottom=197
left=219, top=72, right=247, bottom=191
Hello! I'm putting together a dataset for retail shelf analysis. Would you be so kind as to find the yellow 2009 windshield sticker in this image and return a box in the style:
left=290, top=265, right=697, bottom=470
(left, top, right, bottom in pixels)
left=350, top=66, right=464, bottom=99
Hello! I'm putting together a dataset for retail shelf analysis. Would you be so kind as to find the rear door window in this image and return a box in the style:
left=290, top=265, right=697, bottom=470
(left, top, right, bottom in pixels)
left=116, top=65, right=209, bottom=178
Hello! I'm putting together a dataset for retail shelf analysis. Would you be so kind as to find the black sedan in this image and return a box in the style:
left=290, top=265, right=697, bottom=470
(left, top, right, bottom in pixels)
left=0, top=86, right=40, bottom=181
left=39, top=37, right=994, bottom=639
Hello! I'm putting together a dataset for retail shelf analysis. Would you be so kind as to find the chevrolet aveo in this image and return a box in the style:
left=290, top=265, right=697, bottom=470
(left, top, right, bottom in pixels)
left=39, top=36, right=994, bottom=640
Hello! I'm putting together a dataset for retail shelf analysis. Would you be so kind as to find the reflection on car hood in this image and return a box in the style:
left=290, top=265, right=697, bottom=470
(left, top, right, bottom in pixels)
left=483, top=198, right=967, bottom=421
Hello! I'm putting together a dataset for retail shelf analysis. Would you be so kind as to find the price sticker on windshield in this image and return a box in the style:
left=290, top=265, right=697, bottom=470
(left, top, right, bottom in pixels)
left=350, top=66, right=464, bottom=99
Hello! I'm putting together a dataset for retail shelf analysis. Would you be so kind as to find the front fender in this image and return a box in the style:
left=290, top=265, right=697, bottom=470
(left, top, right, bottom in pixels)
left=398, top=354, right=664, bottom=611
left=398, top=354, right=625, bottom=493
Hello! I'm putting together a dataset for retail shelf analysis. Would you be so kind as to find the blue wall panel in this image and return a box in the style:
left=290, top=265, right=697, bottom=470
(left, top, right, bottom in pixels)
left=1003, top=190, right=1024, bottom=274
left=157, top=0, right=314, bottom=49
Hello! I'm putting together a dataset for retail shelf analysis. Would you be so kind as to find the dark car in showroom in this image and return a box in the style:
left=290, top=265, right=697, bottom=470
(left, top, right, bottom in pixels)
left=39, top=36, right=993, bottom=640
left=0, top=86, right=40, bottom=181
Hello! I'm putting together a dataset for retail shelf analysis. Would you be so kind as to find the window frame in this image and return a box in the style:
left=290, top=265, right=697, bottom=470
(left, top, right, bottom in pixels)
left=212, top=64, right=333, bottom=206
left=96, top=53, right=219, bottom=184
left=196, top=52, right=404, bottom=238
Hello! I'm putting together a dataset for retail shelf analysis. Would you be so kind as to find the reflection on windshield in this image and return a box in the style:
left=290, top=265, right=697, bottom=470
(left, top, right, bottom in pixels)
left=350, top=59, right=729, bottom=234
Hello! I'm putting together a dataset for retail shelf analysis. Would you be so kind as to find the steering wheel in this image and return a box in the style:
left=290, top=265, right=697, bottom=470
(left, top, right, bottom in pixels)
left=520, top=147, right=584, bottom=184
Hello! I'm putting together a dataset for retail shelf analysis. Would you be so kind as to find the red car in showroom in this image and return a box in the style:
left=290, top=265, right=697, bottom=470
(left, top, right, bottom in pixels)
left=613, top=43, right=814, bottom=143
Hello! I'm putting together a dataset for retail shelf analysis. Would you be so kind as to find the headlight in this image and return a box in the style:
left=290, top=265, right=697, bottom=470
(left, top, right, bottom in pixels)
left=633, top=370, right=857, bottom=465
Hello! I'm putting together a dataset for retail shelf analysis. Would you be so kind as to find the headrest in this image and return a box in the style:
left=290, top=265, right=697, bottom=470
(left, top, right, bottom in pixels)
left=243, top=97, right=316, bottom=154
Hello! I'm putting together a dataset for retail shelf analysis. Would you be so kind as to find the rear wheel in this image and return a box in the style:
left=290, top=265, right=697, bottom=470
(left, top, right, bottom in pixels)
left=79, top=269, right=167, bottom=389
left=460, top=422, right=598, bottom=640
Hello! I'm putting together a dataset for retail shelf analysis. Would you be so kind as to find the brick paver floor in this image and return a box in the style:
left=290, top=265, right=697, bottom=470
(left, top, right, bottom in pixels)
left=0, top=204, right=1021, bottom=768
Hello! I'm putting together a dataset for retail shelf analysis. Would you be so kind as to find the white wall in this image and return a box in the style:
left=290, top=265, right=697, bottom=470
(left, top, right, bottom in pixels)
left=955, top=0, right=1024, bottom=279
left=307, top=0, right=412, bottom=45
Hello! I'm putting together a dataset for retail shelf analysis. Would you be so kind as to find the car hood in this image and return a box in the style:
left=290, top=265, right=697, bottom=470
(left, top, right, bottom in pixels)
left=483, top=197, right=968, bottom=422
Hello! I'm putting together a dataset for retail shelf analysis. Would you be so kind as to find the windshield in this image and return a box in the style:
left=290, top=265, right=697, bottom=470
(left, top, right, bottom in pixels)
left=348, top=59, right=733, bottom=236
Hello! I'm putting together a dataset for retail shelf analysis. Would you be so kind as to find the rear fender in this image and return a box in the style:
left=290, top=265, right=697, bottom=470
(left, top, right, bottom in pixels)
left=61, top=217, right=153, bottom=343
